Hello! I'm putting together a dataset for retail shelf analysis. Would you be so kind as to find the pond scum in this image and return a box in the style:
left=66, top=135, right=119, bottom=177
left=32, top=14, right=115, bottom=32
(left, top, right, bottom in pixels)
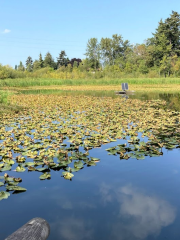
left=0, top=94, right=180, bottom=200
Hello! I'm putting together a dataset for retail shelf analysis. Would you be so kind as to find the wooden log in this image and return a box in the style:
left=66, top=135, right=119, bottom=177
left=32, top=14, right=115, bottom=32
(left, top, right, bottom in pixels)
left=5, top=218, right=50, bottom=240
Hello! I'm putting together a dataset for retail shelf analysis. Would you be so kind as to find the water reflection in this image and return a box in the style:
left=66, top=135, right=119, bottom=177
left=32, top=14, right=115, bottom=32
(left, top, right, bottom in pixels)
left=100, top=184, right=176, bottom=240
left=51, top=217, right=93, bottom=240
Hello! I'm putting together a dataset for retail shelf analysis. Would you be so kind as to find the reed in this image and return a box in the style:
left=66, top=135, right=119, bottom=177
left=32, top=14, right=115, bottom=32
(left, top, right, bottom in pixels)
left=1, top=78, right=180, bottom=88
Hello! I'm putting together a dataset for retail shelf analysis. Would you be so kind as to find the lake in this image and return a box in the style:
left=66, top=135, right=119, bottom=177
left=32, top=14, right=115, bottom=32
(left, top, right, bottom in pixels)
left=1, top=90, right=180, bottom=240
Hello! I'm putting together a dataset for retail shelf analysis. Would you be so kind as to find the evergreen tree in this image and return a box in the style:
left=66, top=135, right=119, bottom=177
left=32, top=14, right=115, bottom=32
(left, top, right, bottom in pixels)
left=26, top=56, right=33, bottom=72
left=152, top=11, right=180, bottom=57
left=44, top=52, right=56, bottom=69
left=18, top=61, right=25, bottom=71
left=57, top=51, right=69, bottom=68
left=33, top=60, right=41, bottom=70
left=39, top=53, right=44, bottom=68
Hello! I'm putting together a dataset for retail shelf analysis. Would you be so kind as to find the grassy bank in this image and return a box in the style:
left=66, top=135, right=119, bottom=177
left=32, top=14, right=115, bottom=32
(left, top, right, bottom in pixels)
left=1, top=77, right=180, bottom=88
left=0, top=90, right=23, bottom=115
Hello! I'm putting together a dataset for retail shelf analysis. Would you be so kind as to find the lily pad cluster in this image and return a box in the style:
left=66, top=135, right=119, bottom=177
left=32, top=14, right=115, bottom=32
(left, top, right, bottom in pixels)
left=0, top=94, right=180, bottom=200
left=0, top=174, right=25, bottom=200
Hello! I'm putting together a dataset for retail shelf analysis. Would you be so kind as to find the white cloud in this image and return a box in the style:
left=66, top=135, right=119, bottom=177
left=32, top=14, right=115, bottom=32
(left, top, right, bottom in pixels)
left=2, top=29, right=11, bottom=34
left=100, top=183, right=176, bottom=240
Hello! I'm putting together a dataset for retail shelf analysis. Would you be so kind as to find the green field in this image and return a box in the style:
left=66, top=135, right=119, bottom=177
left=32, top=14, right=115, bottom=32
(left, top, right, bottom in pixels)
left=1, top=77, right=180, bottom=88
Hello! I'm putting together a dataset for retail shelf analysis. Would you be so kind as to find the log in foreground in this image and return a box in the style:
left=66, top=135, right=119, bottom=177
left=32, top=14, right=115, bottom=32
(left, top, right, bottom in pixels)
left=5, top=218, right=50, bottom=240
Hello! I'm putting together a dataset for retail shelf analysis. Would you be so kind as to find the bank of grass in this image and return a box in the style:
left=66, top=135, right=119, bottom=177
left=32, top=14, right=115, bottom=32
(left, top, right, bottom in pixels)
left=0, top=90, right=23, bottom=115
left=1, top=77, right=180, bottom=88
left=3, top=84, right=180, bottom=93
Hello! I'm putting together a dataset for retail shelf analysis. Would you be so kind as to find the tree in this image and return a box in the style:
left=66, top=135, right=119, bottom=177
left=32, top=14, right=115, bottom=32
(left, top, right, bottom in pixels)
left=33, top=60, right=41, bottom=70
left=44, top=52, right=56, bottom=69
left=69, top=58, right=82, bottom=67
left=15, top=65, right=17, bottom=70
left=160, top=55, right=171, bottom=77
left=57, top=51, right=69, bottom=68
left=150, top=11, right=180, bottom=64
left=85, top=38, right=100, bottom=69
left=18, top=61, right=25, bottom=71
left=100, top=37, right=113, bottom=65
left=26, top=56, right=33, bottom=72
left=100, top=34, right=131, bottom=66
left=39, top=53, right=44, bottom=68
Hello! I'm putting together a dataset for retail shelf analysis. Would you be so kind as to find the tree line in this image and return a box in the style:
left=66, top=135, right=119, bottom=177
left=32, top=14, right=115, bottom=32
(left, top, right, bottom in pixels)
left=1, top=10, right=180, bottom=79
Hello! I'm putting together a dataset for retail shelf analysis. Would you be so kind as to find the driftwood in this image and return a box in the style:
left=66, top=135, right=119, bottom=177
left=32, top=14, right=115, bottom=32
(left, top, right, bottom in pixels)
left=5, top=218, right=50, bottom=240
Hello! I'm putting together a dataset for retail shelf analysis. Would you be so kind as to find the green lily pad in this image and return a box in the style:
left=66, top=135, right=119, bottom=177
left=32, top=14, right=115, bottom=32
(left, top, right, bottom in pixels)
left=136, top=155, right=145, bottom=160
left=74, top=161, right=83, bottom=169
left=6, top=186, right=27, bottom=192
left=0, top=182, right=4, bottom=187
left=3, top=159, right=14, bottom=165
left=39, top=172, right=51, bottom=180
left=36, top=167, right=48, bottom=172
left=16, top=165, right=26, bottom=172
left=7, top=182, right=19, bottom=186
left=24, top=162, right=34, bottom=167
left=0, top=191, right=10, bottom=200
left=28, top=166, right=36, bottom=171
left=0, top=164, right=12, bottom=172
left=62, top=172, right=74, bottom=180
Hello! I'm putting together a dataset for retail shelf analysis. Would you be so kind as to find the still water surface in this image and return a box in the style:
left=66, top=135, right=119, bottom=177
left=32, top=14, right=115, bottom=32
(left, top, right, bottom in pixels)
left=1, top=90, right=180, bottom=240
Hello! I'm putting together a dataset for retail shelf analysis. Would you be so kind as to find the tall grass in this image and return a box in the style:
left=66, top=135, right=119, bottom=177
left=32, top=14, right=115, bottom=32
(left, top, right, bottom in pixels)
left=0, top=90, right=12, bottom=104
left=1, top=78, right=180, bottom=88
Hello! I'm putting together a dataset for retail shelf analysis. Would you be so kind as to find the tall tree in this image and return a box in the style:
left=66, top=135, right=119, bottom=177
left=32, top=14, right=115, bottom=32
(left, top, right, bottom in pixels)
left=44, top=52, right=56, bottom=69
left=18, top=61, right=25, bottom=71
left=26, top=56, right=33, bottom=72
left=152, top=11, right=180, bottom=58
left=57, top=51, right=69, bottom=68
left=100, top=34, right=131, bottom=65
left=100, top=37, right=113, bottom=65
left=85, top=38, right=100, bottom=69
left=39, top=53, right=44, bottom=68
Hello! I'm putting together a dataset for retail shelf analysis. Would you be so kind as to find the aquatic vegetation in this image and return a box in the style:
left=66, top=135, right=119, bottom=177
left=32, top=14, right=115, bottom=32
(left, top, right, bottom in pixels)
left=0, top=94, right=180, bottom=200
left=3, top=83, right=180, bottom=93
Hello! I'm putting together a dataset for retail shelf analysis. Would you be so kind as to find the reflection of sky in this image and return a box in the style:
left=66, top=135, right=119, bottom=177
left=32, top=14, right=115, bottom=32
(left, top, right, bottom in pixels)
left=100, top=183, right=176, bottom=240
left=1, top=140, right=180, bottom=239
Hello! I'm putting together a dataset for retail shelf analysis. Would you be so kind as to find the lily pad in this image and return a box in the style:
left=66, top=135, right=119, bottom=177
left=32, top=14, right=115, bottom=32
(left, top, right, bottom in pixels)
left=6, top=186, right=27, bottom=192
left=36, top=167, right=48, bottom=172
left=0, top=191, right=10, bottom=200
left=39, top=172, right=51, bottom=180
left=74, top=161, right=83, bottom=169
left=0, top=164, right=12, bottom=172
left=16, top=165, right=26, bottom=172
left=62, top=172, right=74, bottom=180
left=0, top=182, right=4, bottom=187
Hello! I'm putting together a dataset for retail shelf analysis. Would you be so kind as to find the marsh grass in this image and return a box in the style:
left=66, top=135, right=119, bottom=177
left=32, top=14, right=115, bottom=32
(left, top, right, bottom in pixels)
left=1, top=78, right=180, bottom=88
left=0, top=90, right=23, bottom=115
left=0, top=90, right=11, bottom=104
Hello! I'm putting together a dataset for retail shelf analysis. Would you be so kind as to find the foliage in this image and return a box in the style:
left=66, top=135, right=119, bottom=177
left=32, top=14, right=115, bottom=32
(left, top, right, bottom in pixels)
left=0, top=93, right=180, bottom=200
left=1, top=11, right=180, bottom=79
left=26, top=56, right=33, bottom=72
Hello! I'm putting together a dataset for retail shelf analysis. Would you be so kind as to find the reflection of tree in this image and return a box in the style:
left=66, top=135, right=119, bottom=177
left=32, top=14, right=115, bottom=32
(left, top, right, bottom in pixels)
left=130, top=93, right=180, bottom=112
left=100, top=184, right=176, bottom=240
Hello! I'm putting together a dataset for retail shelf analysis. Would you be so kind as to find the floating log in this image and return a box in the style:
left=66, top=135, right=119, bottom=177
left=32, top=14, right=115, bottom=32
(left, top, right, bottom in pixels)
left=5, top=218, right=50, bottom=240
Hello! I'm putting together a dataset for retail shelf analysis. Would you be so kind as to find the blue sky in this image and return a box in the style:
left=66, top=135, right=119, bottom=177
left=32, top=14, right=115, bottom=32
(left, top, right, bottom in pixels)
left=0, top=0, right=179, bottom=67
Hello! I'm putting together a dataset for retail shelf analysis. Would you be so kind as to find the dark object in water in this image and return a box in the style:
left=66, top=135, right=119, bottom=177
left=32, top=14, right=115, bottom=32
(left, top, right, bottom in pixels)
left=121, top=83, right=129, bottom=91
left=5, top=218, right=50, bottom=240
left=115, top=83, right=135, bottom=95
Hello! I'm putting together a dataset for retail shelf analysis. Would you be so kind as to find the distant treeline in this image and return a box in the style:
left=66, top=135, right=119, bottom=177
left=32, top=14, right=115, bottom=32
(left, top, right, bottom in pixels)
left=1, top=10, right=180, bottom=79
